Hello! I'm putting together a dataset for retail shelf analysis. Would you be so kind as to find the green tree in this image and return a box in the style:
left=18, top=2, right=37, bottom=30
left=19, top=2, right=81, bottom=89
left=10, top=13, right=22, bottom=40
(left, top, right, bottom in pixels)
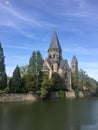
left=52, top=72, right=66, bottom=91
left=41, top=74, right=53, bottom=99
left=19, top=65, right=28, bottom=77
left=71, top=72, right=78, bottom=90
left=28, top=51, right=44, bottom=76
left=9, top=65, right=24, bottom=93
left=0, top=43, right=5, bottom=72
left=0, top=43, right=7, bottom=89
left=28, top=51, right=36, bottom=75
left=0, top=72, right=7, bottom=89
left=27, top=51, right=44, bottom=92
left=77, top=69, right=87, bottom=90
left=78, top=69, right=97, bottom=94
left=23, top=73, right=36, bottom=92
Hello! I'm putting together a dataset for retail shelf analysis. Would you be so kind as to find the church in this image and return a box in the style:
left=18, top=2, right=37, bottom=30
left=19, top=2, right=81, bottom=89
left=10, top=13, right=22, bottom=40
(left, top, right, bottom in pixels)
left=42, top=32, right=78, bottom=90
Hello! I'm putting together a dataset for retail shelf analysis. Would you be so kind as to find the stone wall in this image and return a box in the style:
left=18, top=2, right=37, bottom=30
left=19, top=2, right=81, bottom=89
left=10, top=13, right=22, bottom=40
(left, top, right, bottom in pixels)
left=50, top=91, right=84, bottom=99
left=0, top=94, right=39, bottom=103
left=65, top=91, right=75, bottom=98
left=0, top=91, right=85, bottom=103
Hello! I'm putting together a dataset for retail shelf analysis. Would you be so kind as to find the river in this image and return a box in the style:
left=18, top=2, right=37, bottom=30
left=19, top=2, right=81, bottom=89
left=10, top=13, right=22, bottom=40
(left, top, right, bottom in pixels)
left=0, top=97, right=98, bottom=130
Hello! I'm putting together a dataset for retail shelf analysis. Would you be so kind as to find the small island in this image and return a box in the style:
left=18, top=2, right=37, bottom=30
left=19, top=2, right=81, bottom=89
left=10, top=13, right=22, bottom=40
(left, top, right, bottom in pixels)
left=0, top=32, right=98, bottom=102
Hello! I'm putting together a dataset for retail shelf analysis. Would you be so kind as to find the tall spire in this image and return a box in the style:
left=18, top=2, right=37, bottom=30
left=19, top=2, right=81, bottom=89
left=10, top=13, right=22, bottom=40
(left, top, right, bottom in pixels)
left=48, top=32, right=62, bottom=52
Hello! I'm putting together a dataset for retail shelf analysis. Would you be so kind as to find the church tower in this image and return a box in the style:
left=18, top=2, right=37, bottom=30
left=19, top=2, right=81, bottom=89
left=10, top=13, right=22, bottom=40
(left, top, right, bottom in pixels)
left=48, top=32, right=62, bottom=62
left=48, top=32, right=62, bottom=73
left=71, top=56, right=78, bottom=73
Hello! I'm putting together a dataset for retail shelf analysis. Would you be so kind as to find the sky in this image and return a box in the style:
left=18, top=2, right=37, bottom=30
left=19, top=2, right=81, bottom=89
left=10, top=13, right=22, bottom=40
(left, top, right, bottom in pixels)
left=0, top=0, right=98, bottom=81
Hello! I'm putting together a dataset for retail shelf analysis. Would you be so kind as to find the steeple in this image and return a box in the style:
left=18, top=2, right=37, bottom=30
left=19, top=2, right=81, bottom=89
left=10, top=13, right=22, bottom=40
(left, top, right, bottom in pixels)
left=48, top=32, right=62, bottom=60
left=48, top=32, right=62, bottom=52
left=71, top=55, right=78, bottom=73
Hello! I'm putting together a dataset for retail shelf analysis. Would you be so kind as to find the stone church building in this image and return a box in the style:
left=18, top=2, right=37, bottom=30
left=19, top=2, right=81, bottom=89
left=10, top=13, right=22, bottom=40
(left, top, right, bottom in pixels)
left=42, top=32, right=78, bottom=90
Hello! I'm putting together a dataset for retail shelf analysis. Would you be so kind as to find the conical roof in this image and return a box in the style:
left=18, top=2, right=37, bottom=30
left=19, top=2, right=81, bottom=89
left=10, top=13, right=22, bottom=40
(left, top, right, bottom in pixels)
left=71, top=55, right=78, bottom=63
left=48, top=32, right=62, bottom=51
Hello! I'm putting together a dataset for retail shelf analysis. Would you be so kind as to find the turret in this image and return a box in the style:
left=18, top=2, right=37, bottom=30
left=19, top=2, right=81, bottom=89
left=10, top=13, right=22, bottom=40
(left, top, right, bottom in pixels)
left=71, top=55, right=78, bottom=73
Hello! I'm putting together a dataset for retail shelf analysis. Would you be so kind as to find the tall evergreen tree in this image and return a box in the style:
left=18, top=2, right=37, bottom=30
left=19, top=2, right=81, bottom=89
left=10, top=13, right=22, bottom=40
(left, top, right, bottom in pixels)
left=36, top=51, right=44, bottom=75
left=27, top=51, right=44, bottom=92
left=9, top=65, right=23, bottom=93
left=28, top=51, right=36, bottom=75
left=0, top=43, right=5, bottom=72
left=0, top=43, right=7, bottom=89
left=28, top=51, right=44, bottom=76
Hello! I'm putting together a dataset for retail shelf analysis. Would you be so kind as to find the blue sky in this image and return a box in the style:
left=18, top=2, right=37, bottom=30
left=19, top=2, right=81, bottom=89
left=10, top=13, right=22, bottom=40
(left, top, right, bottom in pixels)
left=0, top=0, right=98, bottom=81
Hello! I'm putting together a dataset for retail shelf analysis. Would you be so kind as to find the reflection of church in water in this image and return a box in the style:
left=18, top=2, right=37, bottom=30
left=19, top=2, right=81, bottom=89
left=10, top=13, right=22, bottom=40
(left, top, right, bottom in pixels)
left=42, top=32, right=78, bottom=90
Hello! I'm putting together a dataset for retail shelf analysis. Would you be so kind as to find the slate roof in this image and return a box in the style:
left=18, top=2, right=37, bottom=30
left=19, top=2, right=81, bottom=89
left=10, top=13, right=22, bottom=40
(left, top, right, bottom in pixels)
left=48, top=32, right=62, bottom=51
left=71, top=55, right=78, bottom=63
left=59, top=60, right=70, bottom=70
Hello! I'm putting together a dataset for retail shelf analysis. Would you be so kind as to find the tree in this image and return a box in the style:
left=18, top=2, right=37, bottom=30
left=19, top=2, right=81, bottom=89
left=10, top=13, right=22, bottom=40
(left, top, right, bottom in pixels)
left=0, top=43, right=7, bottom=89
left=78, top=69, right=88, bottom=90
left=41, top=74, right=53, bottom=99
left=28, top=51, right=44, bottom=76
left=9, top=65, right=24, bottom=93
left=0, top=43, right=5, bottom=72
left=78, top=69, right=97, bottom=94
left=0, top=72, right=7, bottom=89
left=19, top=65, right=28, bottom=77
left=27, top=51, right=44, bottom=92
left=71, top=72, right=78, bottom=90
left=23, top=73, right=36, bottom=92
left=28, top=51, right=36, bottom=75
left=52, top=73, right=66, bottom=91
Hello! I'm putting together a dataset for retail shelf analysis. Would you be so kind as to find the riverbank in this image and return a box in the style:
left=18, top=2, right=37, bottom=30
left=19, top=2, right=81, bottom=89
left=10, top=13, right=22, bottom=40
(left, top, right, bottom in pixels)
left=0, top=91, right=86, bottom=103
left=0, top=94, right=39, bottom=103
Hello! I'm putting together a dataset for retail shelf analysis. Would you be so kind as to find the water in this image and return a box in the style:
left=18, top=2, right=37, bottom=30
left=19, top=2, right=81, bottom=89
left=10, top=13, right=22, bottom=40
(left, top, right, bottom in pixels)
left=0, top=97, right=98, bottom=130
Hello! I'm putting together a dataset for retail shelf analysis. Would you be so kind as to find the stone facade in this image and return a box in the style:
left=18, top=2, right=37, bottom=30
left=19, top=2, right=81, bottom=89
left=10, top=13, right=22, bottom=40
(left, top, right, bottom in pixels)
left=42, top=32, right=78, bottom=90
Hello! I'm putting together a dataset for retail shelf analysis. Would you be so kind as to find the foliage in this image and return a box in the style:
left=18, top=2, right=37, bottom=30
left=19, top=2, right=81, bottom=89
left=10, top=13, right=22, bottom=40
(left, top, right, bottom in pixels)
left=71, top=72, right=78, bottom=90
left=19, top=65, right=28, bottom=77
left=52, top=72, right=66, bottom=91
left=2, top=87, right=10, bottom=94
left=0, top=72, right=7, bottom=90
left=78, top=69, right=87, bottom=90
left=23, top=51, right=44, bottom=93
left=28, top=51, right=44, bottom=76
left=41, top=74, right=53, bottom=99
left=9, top=65, right=24, bottom=93
left=0, top=43, right=6, bottom=72
left=74, top=89, right=79, bottom=98
left=23, top=73, right=36, bottom=92
left=0, top=43, right=7, bottom=89
left=77, top=69, right=97, bottom=94
left=71, top=69, right=98, bottom=95
left=23, top=71, right=43, bottom=93
left=57, top=90, right=65, bottom=99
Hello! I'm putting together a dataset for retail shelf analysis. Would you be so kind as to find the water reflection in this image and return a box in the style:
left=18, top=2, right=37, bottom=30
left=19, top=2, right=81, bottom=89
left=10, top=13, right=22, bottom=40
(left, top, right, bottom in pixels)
left=0, top=98, right=98, bottom=130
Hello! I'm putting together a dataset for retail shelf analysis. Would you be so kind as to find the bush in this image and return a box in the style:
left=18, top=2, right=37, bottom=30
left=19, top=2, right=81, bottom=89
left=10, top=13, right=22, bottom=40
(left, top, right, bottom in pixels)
left=58, top=90, right=65, bottom=99
left=40, top=87, right=48, bottom=100
left=74, top=89, right=79, bottom=98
